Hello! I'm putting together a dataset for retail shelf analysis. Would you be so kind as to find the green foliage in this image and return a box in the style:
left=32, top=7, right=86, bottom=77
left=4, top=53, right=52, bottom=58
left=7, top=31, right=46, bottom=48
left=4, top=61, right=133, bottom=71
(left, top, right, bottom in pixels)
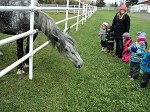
left=127, top=0, right=138, bottom=6
left=110, top=2, right=117, bottom=7
left=0, top=10, right=150, bottom=112
left=96, top=0, right=105, bottom=7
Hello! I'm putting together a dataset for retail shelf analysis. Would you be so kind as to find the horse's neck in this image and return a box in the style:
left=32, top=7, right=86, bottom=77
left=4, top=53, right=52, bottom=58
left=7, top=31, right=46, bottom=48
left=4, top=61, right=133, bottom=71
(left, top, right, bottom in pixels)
left=38, top=11, right=58, bottom=38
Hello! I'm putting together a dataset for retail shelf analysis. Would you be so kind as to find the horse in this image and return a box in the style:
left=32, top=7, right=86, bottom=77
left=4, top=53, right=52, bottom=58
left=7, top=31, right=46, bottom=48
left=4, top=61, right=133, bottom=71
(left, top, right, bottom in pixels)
left=0, top=0, right=83, bottom=76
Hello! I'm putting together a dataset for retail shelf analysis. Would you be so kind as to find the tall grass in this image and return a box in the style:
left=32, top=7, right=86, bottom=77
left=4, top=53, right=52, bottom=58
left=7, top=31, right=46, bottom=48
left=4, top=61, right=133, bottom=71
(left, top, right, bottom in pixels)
left=0, top=10, right=150, bottom=112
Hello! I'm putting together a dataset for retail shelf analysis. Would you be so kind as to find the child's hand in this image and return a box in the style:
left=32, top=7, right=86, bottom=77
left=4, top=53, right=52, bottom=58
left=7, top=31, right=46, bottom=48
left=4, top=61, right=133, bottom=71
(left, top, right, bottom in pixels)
left=131, top=46, right=138, bottom=52
left=110, top=32, right=114, bottom=35
left=110, top=36, right=113, bottom=39
left=140, top=70, right=144, bottom=74
left=99, top=32, right=103, bottom=36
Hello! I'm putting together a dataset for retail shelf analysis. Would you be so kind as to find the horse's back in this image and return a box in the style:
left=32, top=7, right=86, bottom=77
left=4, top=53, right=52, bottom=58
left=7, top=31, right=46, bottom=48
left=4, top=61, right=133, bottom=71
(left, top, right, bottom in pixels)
left=0, top=0, right=31, bottom=34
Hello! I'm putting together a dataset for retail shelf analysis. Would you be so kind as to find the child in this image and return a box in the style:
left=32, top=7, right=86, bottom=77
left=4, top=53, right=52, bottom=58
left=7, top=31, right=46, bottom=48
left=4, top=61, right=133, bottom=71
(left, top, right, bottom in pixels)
left=106, top=24, right=114, bottom=54
left=122, top=32, right=132, bottom=63
left=137, top=32, right=147, bottom=49
left=99, top=22, right=108, bottom=51
left=128, top=35, right=146, bottom=80
left=136, top=49, right=150, bottom=88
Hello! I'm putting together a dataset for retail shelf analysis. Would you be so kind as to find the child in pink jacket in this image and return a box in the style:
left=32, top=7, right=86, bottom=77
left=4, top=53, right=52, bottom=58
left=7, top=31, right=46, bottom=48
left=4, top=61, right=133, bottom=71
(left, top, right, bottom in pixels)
left=122, top=32, right=132, bottom=63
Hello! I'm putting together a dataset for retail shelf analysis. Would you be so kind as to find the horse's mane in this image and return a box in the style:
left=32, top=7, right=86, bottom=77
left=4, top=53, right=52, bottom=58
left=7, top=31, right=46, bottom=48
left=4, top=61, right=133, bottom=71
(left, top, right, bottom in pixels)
left=38, top=11, right=76, bottom=53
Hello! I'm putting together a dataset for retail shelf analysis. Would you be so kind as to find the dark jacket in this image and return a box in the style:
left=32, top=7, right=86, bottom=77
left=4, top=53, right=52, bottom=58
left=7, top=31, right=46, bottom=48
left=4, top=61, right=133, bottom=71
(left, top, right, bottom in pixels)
left=111, top=12, right=130, bottom=38
left=140, top=50, right=150, bottom=73
left=106, top=31, right=114, bottom=42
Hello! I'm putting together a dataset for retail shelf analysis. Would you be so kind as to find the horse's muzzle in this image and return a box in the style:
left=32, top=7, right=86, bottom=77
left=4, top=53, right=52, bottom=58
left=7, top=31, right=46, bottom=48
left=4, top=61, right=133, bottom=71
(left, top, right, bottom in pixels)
left=74, top=64, right=83, bottom=68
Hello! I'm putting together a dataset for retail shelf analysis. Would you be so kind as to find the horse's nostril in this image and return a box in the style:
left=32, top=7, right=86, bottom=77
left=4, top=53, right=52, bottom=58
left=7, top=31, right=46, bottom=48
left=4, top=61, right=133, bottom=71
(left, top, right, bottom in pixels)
left=74, top=64, right=81, bottom=68
left=77, top=65, right=82, bottom=68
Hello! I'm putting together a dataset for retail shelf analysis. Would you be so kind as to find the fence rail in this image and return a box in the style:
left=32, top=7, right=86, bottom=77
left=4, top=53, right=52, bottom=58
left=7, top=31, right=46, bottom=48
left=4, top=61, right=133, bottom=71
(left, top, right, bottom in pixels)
left=0, top=0, right=97, bottom=79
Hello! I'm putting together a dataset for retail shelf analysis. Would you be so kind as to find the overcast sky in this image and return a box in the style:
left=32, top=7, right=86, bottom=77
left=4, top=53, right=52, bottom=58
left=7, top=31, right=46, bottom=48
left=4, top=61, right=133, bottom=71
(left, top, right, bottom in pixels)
left=104, top=0, right=116, bottom=3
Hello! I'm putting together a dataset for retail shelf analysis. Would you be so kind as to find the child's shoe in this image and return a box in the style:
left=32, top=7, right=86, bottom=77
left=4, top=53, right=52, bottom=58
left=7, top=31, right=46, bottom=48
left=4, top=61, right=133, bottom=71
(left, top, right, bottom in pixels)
left=101, top=47, right=104, bottom=51
left=104, top=48, right=107, bottom=52
left=128, top=75, right=131, bottom=78
left=136, top=85, right=142, bottom=89
left=130, top=78, right=134, bottom=80
left=0, top=51, right=3, bottom=56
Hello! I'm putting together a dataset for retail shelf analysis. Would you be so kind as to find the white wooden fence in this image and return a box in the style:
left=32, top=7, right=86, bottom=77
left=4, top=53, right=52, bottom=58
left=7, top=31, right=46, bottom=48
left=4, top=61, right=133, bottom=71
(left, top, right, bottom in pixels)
left=0, top=0, right=97, bottom=80
left=130, top=4, right=150, bottom=13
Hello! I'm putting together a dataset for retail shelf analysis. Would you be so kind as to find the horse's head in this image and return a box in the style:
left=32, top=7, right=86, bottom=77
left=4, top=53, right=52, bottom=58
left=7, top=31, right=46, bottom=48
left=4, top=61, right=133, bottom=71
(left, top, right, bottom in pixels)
left=38, top=11, right=83, bottom=68
left=64, top=42, right=83, bottom=68
left=55, top=33, right=83, bottom=68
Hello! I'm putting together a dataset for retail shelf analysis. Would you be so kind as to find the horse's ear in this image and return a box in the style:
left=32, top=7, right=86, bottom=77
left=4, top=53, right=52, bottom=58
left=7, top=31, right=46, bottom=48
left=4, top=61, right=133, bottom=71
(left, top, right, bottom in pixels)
left=63, top=26, right=71, bottom=34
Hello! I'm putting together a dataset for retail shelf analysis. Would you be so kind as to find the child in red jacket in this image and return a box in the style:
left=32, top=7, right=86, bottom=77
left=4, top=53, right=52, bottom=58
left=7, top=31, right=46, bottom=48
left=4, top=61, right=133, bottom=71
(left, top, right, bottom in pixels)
left=122, top=32, right=132, bottom=63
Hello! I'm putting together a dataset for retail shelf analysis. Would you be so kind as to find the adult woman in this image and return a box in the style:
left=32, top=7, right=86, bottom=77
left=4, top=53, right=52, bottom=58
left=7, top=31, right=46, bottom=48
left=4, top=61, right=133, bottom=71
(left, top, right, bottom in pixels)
left=111, top=4, right=130, bottom=58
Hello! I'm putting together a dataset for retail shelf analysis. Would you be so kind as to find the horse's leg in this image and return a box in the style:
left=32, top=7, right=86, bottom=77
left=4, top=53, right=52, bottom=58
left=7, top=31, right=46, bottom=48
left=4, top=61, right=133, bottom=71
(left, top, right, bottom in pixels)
left=16, top=38, right=25, bottom=75
left=24, top=33, right=38, bottom=68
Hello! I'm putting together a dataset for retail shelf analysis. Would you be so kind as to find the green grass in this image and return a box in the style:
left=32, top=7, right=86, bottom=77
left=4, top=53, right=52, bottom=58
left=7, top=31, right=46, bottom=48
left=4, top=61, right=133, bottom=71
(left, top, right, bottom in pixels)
left=0, top=10, right=150, bottom=112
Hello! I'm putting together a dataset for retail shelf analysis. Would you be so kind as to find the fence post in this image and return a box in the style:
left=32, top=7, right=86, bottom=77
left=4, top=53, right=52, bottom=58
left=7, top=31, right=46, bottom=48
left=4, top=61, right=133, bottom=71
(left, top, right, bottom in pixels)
left=57, top=4, right=58, bottom=13
left=85, top=4, right=88, bottom=22
left=82, top=3, right=85, bottom=25
left=29, top=0, right=35, bottom=80
left=74, top=5, right=75, bottom=14
left=65, top=0, right=69, bottom=31
left=76, top=0, right=80, bottom=31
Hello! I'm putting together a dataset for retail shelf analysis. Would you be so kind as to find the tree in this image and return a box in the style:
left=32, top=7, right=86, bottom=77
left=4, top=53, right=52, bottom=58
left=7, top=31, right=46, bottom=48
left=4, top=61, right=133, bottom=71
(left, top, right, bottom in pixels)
left=81, top=0, right=91, bottom=4
left=127, top=0, right=138, bottom=6
left=110, top=2, right=117, bottom=7
left=96, top=0, right=105, bottom=7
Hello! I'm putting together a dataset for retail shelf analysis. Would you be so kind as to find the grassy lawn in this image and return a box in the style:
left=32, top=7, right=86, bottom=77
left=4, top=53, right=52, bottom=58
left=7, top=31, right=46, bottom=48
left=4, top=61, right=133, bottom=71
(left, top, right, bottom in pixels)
left=0, top=10, right=150, bottom=112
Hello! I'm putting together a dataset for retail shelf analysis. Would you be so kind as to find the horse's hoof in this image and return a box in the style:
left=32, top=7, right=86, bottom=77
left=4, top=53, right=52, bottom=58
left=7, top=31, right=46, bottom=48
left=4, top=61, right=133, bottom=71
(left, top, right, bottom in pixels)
left=17, top=69, right=25, bottom=75
left=24, top=63, right=29, bottom=72
left=24, top=63, right=29, bottom=68
left=17, top=69, right=25, bottom=79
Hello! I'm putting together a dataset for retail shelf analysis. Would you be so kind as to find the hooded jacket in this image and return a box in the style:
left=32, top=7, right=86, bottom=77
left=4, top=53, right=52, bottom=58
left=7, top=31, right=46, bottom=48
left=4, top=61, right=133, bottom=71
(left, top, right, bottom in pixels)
left=140, top=50, right=150, bottom=73
left=111, top=12, right=130, bottom=38
left=128, top=42, right=146, bottom=63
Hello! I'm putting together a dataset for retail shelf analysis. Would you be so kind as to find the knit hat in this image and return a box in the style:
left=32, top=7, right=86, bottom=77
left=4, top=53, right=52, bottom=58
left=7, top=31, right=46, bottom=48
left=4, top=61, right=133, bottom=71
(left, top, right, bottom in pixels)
left=137, top=32, right=141, bottom=36
left=107, top=24, right=111, bottom=29
left=137, top=32, right=146, bottom=38
left=102, top=22, right=108, bottom=27
left=137, top=36, right=146, bottom=42
left=122, top=32, right=130, bottom=40
left=120, top=4, right=127, bottom=11
left=140, top=32, right=146, bottom=37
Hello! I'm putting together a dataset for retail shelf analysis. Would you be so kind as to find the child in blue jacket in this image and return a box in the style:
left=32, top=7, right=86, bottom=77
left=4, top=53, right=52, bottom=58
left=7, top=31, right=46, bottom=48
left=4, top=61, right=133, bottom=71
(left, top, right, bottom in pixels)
left=136, top=49, right=150, bottom=88
left=128, top=36, right=146, bottom=80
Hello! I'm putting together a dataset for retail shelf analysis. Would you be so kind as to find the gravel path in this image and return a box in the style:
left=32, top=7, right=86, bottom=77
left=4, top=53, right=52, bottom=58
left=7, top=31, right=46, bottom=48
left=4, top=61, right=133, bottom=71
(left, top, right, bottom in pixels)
left=129, top=13, right=150, bottom=21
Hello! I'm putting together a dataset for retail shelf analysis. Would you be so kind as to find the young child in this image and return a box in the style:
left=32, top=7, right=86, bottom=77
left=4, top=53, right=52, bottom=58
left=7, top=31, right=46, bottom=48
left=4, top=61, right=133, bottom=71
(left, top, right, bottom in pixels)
left=106, top=24, right=114, bottom=54
left=99, top=22, right=108, bottom=51
left=128, top=35, right=146, bottom=80
left=122, top=32, right=132, bottom=63
left=136, top=49, right=150, bottom=88
left=137, top=32, right=147, bottom=49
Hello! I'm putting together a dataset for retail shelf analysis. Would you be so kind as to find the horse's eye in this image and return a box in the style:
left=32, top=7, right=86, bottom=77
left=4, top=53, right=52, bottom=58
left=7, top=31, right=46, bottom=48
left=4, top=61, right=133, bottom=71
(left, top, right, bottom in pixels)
left=65, top=48, right=68, bottom=52
left=71, top=52, right=75, bottom=55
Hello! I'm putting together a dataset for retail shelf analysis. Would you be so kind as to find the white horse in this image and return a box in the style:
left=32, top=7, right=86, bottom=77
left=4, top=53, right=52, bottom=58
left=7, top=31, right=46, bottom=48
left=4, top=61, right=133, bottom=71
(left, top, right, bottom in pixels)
left=0, top=0, right=83, bottom=76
